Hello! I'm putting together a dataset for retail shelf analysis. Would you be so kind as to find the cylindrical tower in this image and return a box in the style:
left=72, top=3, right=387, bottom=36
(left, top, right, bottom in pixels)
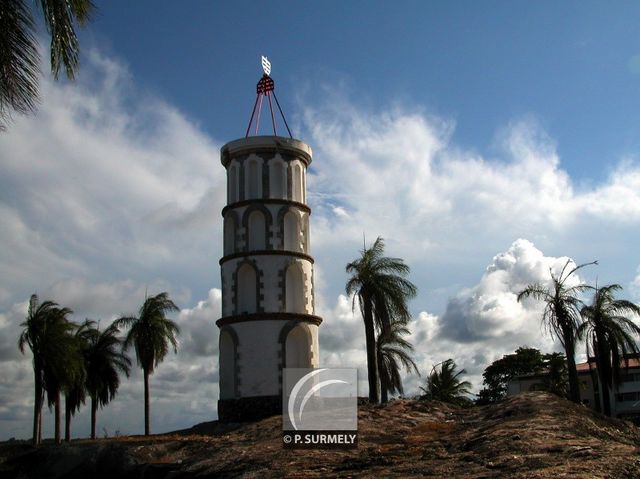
left=216, top=135, right=322, bottom=421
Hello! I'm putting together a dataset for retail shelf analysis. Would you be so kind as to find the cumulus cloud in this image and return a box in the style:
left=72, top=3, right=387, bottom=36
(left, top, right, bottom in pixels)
left=0, top=49, right=224, bottom=305
left=319, top=240, right=587, bottom=397
left=0, top=49, right=226, bottom=440
left=438, top=238, right=578, bottom=344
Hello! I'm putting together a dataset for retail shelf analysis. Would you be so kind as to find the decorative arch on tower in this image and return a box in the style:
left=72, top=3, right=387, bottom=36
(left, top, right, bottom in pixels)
left=283, top=211, right=301, bottom=252
left=227, top=160, right=240, bottom=204
left=242, top=204, right=272, bottom=251
left=234, top=260, right=261, bottom=314
left=277, top=205, right=305, bottom=253
left=290, top=160, right=304, bottom=203
left=284, top=261, right=306, bottom=314
left=244, top=155, right=263, bottom=200
left=219, top=325, right=240, bottom=399
left=278, top=320, right=313, bottom=370
left=268, top=155, right=288, bottom=199
left=223, top=210, right=240, bottom=256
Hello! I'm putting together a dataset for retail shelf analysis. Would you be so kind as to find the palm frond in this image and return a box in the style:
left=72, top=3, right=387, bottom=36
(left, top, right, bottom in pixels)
left=0, top=0, right=40, bottom=129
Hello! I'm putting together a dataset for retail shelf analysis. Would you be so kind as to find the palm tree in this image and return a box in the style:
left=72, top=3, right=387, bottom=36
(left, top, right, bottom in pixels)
left=41, top=309, right=79, bottom=445
left=18, top=294, right=58, bottom=445
left=376, top=319, right=419, bottom=403
left=82, top=320, right=131, bottom=439
left=114, top=292, right=179, bottom=436
left=346, top=237, right=417, bottom=403
left=420, top=359, right=472, bottom=406
left=578, top=284, right=640, bottom=416
left=0, top=0, right=94, bottom=130
left=517, top=259, right=596, bottom=404
left=18, top=294, right=77, bottom=445
left=64, top=322, right=91, bottom=442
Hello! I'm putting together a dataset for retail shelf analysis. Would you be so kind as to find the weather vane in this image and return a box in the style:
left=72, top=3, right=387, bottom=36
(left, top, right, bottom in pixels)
left=261, top=55, right=271, bottom=76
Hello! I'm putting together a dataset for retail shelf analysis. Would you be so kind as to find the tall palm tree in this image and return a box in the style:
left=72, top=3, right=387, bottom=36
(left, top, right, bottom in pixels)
left=0, top=0, right=94, bottom=130
left=578, top=284, right=640, bottom=416
left=420, top=359, right=472, bottom=406
left=376, top=319, right=419, bottom=403
left=64, top=321, right=91, bottom=442
left=114, top=292, right=179, bottom=436
left=18, top=294, right=77, bottom=445
left=517, top=259, right=596, bottom=404
left=83, top=320, right=131, bottom=439
left=346, top=237, right=417, bottom=403
left=41, top=308, right=79, bottom=445
left=18, top=294, right=60, bottom=445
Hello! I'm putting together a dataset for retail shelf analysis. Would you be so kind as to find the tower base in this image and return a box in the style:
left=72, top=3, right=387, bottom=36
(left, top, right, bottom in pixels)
left=217, top=395, right=281, bottom=422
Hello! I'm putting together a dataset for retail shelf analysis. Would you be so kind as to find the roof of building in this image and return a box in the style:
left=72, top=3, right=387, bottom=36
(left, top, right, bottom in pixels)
left=576, top=358, right=640, bottom=372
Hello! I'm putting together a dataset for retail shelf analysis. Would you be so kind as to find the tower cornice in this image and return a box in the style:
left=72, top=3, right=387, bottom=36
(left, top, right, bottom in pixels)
left=219, top=250, right=314, bottom=265
left=221, top=136, right=312, bottom=168
left=216, top=312, right=323, bottom=327
left=222, top=199, right=311, bottom=217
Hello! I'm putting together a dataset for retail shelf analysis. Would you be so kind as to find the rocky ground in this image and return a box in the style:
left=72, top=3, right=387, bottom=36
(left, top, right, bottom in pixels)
left=2, top=392, right=640, bottom=478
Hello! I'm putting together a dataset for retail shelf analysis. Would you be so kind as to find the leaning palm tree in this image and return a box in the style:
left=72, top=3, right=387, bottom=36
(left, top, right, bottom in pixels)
left=517, top=259, right=596, bottom=404
left=83, top=320, right=131, bottom=439
left=578, top=284, right=640, bottom=416
left=376, top=319, right=419, bottom=403
left=114, top=292, right=179, bottom=436
left=346, top=237, right=417, bottom=403
left=421, top=359, right=472, bottom=406
left=0, top=0, right=94, bottom=130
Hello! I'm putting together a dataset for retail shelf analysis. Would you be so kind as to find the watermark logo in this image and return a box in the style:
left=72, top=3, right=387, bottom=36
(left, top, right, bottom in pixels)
left=283, top=368, right=358, bottom=449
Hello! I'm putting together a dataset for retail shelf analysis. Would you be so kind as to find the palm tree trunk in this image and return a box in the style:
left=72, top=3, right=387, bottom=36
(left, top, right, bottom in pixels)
left=144, top=368, right=150, bottom=436
left=54, top=391, right=61, bottom=445
left=594, top=334, right=613, bottom=416
left=563, top=333, right=581, bottom=403
left=598, top=369, right=612, bottom=416
left=33, top=371, right=42, bottom=446
left=64, top=395, right=71, bottom=442
left=377, top=348, right=388, bottom=403
left=91, top=397, right=97, bottom=440
left=363, top=298, right=379, bottom=403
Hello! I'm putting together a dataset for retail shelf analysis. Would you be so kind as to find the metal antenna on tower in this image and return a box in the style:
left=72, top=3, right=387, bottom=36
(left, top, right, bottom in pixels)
left=245, top=55, right=293, bottom=138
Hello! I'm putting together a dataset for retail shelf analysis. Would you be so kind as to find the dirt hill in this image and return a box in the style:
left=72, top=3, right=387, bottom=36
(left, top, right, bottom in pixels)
left=2, top=392, right=639, bottom=478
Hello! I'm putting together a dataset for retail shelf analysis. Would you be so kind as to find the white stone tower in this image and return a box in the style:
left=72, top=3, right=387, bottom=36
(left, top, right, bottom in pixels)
left=217, top=60, right=321, bottom=421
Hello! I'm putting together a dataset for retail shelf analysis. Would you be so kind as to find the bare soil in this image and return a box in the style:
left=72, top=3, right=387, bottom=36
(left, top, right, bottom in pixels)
left=2, top=392, right=639, bottom=478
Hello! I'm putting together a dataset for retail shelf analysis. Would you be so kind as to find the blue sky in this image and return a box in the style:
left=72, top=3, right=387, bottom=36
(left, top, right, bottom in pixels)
left=86, top=1, right=640, bottom=180
left=2, top=1, right=640, bottom=440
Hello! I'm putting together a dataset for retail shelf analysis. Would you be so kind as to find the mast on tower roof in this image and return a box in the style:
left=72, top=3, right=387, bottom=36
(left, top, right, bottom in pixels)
left=245, top=56, right=293, bottom=138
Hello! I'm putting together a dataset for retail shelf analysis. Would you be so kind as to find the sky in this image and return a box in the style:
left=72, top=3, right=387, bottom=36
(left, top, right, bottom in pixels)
left=2, top=1, right=640, bottom=441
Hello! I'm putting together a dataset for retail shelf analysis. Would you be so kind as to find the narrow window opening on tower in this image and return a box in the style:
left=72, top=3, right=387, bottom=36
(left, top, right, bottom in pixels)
left=228, top=164, right=239, bottom=203
left=219, top=330, right=237, bottom=399
left=292, top=163, right=303, bottom=203
left=269, top=159, right=286, bottom=199
left=246, top=159, right=262, bottom=199
left=224, top=215, right=236, bottom=255
left=248, top=210, right=266, bottom=250
left=283, top=211, right=300, bottom=252
left=237, top=264, right=257, bottom=314
left=285, top=263, right=305, bottom=313
left=285, top=325, right=312, bottom=368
